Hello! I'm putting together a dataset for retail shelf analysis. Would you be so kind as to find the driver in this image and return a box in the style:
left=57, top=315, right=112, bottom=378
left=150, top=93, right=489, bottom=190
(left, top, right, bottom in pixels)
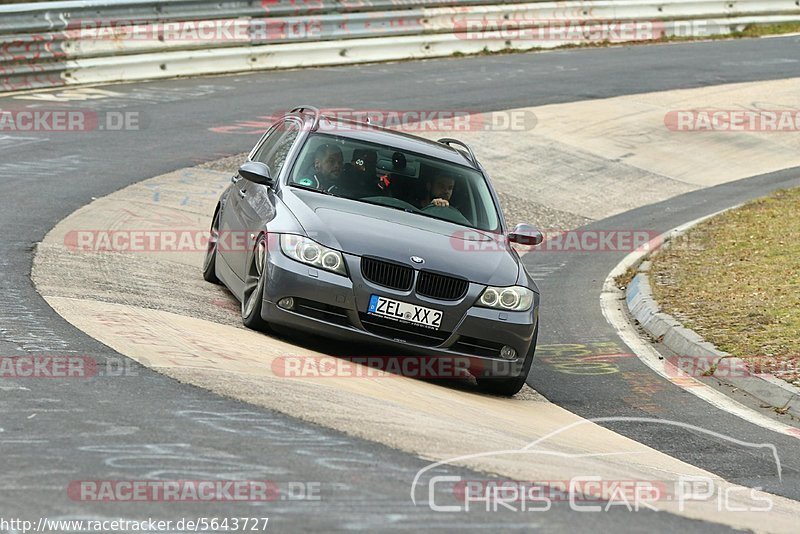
left=417, top=172, right=455, bottom=209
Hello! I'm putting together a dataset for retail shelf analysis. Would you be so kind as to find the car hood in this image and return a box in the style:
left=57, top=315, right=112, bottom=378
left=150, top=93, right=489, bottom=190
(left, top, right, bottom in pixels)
left=283, top=189, right=519, bottom=286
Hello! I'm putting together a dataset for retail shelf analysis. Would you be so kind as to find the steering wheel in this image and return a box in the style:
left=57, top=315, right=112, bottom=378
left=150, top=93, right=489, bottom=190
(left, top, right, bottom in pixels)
left=421, top=204, right=471, bottom=225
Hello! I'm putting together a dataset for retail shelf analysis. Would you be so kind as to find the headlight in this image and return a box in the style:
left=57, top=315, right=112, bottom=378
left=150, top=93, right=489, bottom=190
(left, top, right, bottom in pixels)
left=280, top=235, right=347, bottom=276
left=477, top=285, right=533, bottom=311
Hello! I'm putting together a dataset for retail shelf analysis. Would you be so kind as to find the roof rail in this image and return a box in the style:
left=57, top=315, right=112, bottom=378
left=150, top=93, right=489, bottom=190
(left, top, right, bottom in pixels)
left=290, top=105, right=322, bottom=131
left=437, top=138, right=479, bottom=170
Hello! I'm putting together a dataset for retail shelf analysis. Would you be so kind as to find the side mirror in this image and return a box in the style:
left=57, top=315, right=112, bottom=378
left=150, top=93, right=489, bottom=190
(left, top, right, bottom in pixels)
left=238, top=161, right=273, bottom=187
left=508, top=223, right=543, bottom=246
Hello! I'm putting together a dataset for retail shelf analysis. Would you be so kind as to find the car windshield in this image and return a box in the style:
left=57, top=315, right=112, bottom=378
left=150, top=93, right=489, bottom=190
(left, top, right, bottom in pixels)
left=287, top=133, right=501, bottom=232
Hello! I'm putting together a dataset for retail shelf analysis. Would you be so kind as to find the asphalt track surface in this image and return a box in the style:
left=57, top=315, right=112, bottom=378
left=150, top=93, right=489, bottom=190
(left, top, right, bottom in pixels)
left=528, top=167, right=800, bottom=498
left=2, top=37, right=800, bottom=530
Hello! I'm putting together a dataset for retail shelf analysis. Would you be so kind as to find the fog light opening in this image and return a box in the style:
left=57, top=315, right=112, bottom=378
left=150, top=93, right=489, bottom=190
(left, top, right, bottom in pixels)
left=500, top=345, right=517, bottom=360
left=278, top=297, right=295, bottom=310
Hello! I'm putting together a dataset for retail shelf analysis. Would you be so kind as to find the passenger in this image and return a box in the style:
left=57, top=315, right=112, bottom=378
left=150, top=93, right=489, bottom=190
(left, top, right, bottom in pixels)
left=417, top=172, right=455, bottom=209
left=296, top=144, right=345, bottom=193
left=343, top=149, right=390, bottom=197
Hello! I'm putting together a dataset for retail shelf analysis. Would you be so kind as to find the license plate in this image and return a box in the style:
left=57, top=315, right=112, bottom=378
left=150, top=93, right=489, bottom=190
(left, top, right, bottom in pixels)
left=367, top=295, right=442, bottom=330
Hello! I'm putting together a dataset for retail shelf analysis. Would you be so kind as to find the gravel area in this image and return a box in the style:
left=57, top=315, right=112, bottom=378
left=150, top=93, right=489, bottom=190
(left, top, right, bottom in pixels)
left=195, top=152, right=249, bottom=174
left=495, top=190, right=591, bottom=231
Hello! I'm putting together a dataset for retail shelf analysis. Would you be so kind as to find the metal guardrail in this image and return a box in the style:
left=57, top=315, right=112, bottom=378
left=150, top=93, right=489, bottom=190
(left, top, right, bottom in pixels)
left=2, top=0, right=799, bottom=92
left=0, top=0, right=542, bottom=34
left=0, top=0, right=548, bottom=90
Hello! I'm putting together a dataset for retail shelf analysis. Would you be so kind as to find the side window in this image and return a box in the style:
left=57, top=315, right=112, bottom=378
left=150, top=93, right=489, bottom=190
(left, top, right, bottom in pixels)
left=252, top=120, right=300, bottom=178
left=251, top=123, right=282, bottom=163
left=266, top=122, right=300, bottom=177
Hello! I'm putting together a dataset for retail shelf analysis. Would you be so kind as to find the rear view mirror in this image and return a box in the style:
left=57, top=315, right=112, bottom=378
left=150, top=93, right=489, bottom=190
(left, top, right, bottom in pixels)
left=508, top=223, right=544, bottom=246
left=238, top=161, right=273, bottom=187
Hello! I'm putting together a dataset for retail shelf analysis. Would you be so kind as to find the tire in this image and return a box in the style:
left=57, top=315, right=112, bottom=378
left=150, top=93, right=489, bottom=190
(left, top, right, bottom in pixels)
left=202, top=208, right=221, bottom=284
left=475, top=326, right=538, bottom=396
left=476, top=372, right=528, bottom=396
left=241, top=234, right=272, bottom=332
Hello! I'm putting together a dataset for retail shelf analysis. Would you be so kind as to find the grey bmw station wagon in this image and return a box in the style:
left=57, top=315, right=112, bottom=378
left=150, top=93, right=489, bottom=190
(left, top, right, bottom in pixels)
left=203, top=106, right=542, bottom=395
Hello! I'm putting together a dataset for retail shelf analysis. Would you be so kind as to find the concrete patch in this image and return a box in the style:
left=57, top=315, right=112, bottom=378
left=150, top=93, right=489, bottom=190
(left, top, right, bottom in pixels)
left=39, top=296, right=800, bottom=531
left=528, top=77, right=800, bottom=188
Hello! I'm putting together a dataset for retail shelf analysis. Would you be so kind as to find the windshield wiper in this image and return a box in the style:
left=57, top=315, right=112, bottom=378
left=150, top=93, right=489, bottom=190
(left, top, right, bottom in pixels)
left=357, top=197, right=421, bottom=214
left=413, top=208, right=496, bottom=232
left=289, top=182, right=337, bottom=196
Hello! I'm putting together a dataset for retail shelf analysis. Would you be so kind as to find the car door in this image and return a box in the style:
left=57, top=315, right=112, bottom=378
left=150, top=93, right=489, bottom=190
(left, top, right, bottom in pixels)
left=217, top=121, right=285, bottom=279
left=232, top=119, right=302, bottom=280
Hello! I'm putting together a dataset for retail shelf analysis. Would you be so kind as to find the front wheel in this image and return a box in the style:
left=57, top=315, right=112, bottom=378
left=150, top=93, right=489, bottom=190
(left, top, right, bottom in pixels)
left=475, top=372, right=528, bottom=396
left=241, top=234, right=271, bottom=332
left=202, top=208, right=221, bottom=284
left=475, top=327, right=537, bottom=396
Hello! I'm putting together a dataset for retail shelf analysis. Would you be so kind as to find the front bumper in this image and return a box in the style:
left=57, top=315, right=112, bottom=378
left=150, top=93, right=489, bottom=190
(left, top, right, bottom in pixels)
left=260, top=249, right=539, bottom=378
